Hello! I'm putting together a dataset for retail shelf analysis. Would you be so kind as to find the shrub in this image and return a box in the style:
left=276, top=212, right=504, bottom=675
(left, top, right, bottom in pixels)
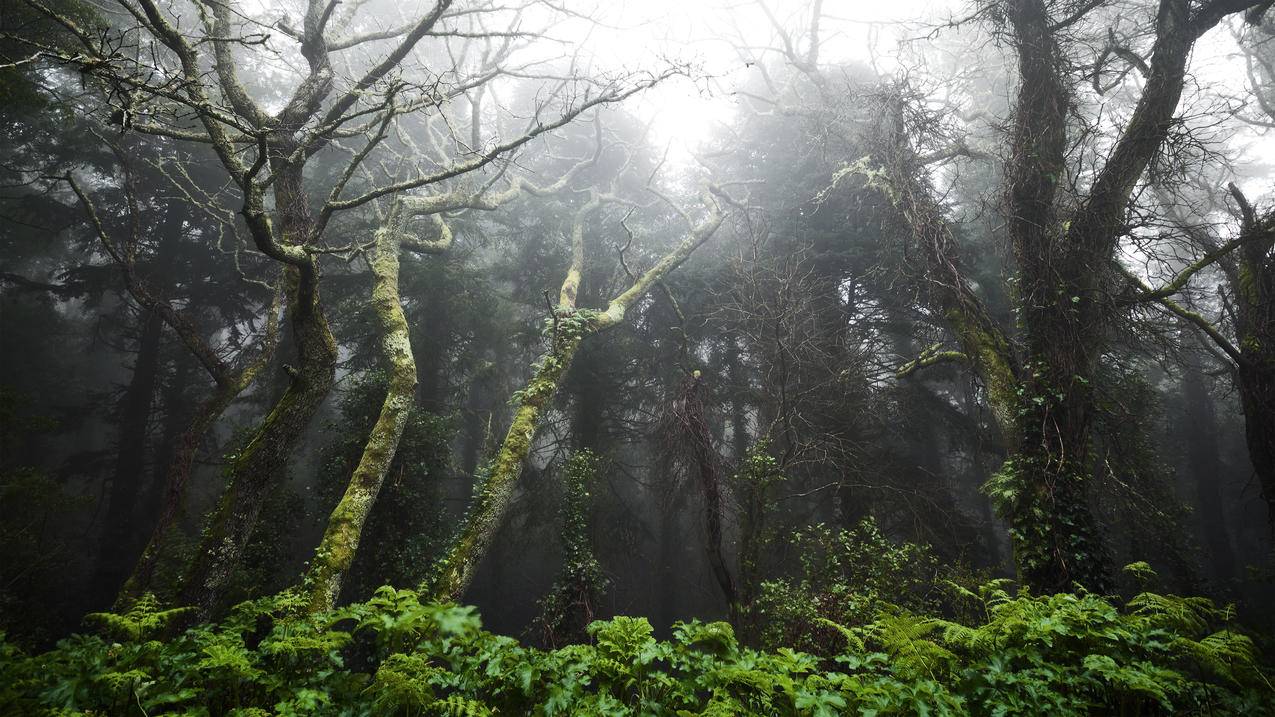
left=0, top=575, right=1270, bottom=715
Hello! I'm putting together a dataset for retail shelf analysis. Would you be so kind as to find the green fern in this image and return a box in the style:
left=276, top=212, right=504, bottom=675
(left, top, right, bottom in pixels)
left=84, top=593, right=192, bottom=642
left=866, top=611, right=956, bottom=680
left=3, top=579, right=1272, bottom=716
left=428, top=694, right=493, bottom=716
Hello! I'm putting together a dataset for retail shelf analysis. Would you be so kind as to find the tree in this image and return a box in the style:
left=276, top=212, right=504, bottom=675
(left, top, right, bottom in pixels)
left=856, top=0, right=1270, bottom=592
left=428, top=170, right=734, bottom=601
left=18, top=0, right=675, bottom=616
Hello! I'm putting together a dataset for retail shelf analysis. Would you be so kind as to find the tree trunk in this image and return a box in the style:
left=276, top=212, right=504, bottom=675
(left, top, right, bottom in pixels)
left=1235, top=223, right=1275, bottom=537
left=677, top=375, right=739, bottom=620
left=415, top=266, right=449, bottom=414
left=999, top=0, right=1109, bottom=594
left=430, top=321, right=590, bottom=601
left=178, top=154, right=337, bottom=618
left=117, top=366, right=262, bottom=605
left=1181, top=357, right=1237, bottom=585
left=143, top=352, right=193, bottom=539
left=655, top=477, right=680, bottom=631
left=428, top=191, right=723, bottom=602
left=302, top=230, right=416, bottom=613
left=1238, top=361, right=1275, bottom=537
left=92, top=310, right=164, bottom=606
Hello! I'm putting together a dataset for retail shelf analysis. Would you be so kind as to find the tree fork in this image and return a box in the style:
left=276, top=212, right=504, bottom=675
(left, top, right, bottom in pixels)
left=429, top=188, right=728, bottom=602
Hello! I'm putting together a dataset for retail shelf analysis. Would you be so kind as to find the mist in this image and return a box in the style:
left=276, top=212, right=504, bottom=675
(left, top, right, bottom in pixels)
left=2, top=0, right=1274, bottom=713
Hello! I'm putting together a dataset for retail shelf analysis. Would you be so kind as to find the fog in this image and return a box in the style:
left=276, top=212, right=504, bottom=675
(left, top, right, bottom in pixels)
left=2, top=0, right=1273, bottom=703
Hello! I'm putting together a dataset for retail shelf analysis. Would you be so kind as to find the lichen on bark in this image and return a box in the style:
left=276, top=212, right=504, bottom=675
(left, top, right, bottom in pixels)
left=428, top=190, right=726, bottom=602
left=302, top=226, right=418, bottom=613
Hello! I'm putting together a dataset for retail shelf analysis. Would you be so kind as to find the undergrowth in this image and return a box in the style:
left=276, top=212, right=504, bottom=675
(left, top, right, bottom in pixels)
left=1, top=570, right=1271, bottom=716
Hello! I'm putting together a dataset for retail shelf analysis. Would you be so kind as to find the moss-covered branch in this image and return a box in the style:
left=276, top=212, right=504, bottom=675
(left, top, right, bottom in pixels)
left=894, top=343, right=969, bottom=379
left=429, top=191, right=727, bottom=601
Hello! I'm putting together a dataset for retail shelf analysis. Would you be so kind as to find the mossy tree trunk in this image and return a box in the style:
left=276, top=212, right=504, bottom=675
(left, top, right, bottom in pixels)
left=179, top=155, right=339, bottom=618
left=1229, top=192, right=1275, bottom=537
left=1000, top=0, right=1254, bottom=592
left=997, top=0, right=1109, bottom=594
left=431, top=319, right=592, bottom=600
left=67, top=170, right=284, bottom=609
left=301, top=213, right=424, bottom=613
left=430, top=190, right=727, bottom=602
left=117, top=355, right=272, bottom=605
left=870, top=0, right=1261, bottom=593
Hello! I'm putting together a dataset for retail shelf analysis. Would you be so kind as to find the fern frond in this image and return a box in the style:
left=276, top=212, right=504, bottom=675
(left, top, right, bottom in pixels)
left=429, top=694, right=493, bottom=716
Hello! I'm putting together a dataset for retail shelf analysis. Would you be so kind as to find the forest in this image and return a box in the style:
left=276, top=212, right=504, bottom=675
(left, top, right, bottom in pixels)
left=2, top=0, right=1275, bottom=713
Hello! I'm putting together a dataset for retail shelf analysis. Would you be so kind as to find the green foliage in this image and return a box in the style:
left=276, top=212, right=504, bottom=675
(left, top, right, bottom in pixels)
left=0, top=386, right=85, bottom=645
left=0, top=575, right=1271, bottom=716
left=532, top=450, right=609, bottom=647
left=84, top=594, right=193, bottom=642
left=752, top=518, right=948, bottom=653
left=734, top=440, right=783, bottom=634
left=983, top=452, right=1109, bottom=594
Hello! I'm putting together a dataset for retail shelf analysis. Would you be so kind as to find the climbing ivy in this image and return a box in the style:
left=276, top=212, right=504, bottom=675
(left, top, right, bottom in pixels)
left=531, top=450, right=609, bottom=647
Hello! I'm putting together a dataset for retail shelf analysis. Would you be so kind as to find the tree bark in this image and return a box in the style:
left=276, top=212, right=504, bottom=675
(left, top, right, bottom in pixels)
left=429, top=192, right=725, bottom=601
left=117, top=363, right=265, bottom=605
left=1001, top=0, right=1109, bottom=594
left=1232, top=199, right=1275, bottom=536
left=431, top=320, right=591, bottom=601
left=92, top=310, right=164, bottom=606
left=178, top=155, right=338, bottom=619
left=302, top=228, right=417, bottom=613
left=1181, top=353, right=1237, bottom=584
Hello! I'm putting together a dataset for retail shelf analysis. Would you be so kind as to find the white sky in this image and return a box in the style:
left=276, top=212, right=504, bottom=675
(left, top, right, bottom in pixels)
left=530, top=0, right=1275, bottom=186
left=557, top=0, right=948, bottom=160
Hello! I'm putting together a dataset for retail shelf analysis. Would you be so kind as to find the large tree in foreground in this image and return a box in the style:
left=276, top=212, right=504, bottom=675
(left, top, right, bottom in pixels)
left=15, top=0, right=671, bottom=617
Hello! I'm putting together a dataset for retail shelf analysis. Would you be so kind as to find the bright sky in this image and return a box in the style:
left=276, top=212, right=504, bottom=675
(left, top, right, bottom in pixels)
left=557, top=0, right=949, bottom=161
left=532, top=0, right=1275, bottom=186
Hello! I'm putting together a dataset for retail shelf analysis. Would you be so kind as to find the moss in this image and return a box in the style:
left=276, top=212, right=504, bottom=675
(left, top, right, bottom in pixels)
left=1238, top=263, right=1260, bottom=307
left=430, top=326, right=590, bottom=601
left=944, top=307, right=1018, bottom=444
left=303, top=232, right=417, bottom=613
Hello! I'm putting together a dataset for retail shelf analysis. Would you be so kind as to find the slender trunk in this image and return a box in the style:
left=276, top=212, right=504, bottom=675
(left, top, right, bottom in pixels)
left=680, top=376, right=739, bottom=620
left=143, top=353, right=193, bottom=536
left=429, top=191, right=724, bottom=602
left=1235, top=236, right=1275, bottom=537
left=656, top=478, right=679, bottom=631
left=117, top=371, right=258, bottom=604
left=736, top=457, right=772, bottom=641
left=93, top=311, right=164, bottom=606
left=110, top=255, right=281, bottom=606
left=727, top=338, right=750, bottom=462
left=572, top=341, right=605, bottom=451
left=1181, top=355, right=1237, bottom=585
left=1238, top=361, right=1275, bottom=538
left=415, top=269, right=448, bottom=414
left=430, top=322, right=591, bottom=601
left=302, top=231, right=416, bottom=613
left=962, top=381, right=1003, bottom=569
